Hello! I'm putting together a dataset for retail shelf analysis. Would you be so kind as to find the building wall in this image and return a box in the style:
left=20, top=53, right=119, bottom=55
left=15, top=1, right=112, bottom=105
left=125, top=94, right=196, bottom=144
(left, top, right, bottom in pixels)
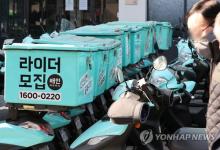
left=117, top=0, right=203, bottom=25
left=118, top=0, right=147, bottom=21
left=149, top=0, right=184, bottom=25
left=148, top=0, right=199, bottom=25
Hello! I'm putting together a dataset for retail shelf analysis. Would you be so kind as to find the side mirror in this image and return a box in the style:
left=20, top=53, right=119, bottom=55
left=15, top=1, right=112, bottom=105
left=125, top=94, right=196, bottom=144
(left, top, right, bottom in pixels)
left=153, top=56, right=167, bottom=71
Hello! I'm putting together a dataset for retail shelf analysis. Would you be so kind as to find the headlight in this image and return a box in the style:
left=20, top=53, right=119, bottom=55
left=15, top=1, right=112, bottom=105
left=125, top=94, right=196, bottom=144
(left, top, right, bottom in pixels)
left=87, top=136, right=110, bottom=145
left=149, top=77, right=168, bottom=88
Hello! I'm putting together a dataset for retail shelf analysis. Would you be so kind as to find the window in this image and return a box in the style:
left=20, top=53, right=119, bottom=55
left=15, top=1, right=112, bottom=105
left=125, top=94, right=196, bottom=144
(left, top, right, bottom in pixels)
left=8, top=0, right=28, bottom=39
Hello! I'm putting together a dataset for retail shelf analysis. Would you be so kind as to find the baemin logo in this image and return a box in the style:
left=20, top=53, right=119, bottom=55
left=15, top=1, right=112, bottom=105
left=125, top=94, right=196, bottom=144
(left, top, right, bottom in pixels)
left=47, top=74, right=63, bottom=90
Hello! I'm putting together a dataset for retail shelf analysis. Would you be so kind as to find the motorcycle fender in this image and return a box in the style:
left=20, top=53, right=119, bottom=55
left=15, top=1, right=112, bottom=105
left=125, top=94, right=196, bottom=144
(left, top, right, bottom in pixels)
left=70, top=120, right=128, bottom=149
left=43, top=113, right=71, bottom=129
left=0, top=122, right=54, bottom=147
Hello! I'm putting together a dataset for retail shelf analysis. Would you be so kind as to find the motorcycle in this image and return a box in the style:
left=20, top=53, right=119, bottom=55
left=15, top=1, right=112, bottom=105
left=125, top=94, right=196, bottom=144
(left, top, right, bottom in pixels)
left=69, top=56, right=209, bottom=150
left=170, top=39, right=209, bottom=101
left=69, top=56, right=183, bottom=150
left=149, top=55, right=207, bottom=127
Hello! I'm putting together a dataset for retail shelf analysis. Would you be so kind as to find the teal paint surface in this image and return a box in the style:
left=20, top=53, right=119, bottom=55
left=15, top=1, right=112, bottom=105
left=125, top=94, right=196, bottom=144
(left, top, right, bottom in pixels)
left=62, top=25, right=123, bottom=36
left=155, top=22, right=173, bottom=50
left=96, top=24, right=132, bottom=67
left=130, top=28, right=142, bottom=64
left=62, top=26, right=123, bottom=89
left=182, top=59, right=194, bottom=67
left=35, top=35, right=110, bottom=96
left=108, top=21, right=156, bottom=57
left=36, top=34, right=120, bottom=96
left=105, top=23, right=143, bottom=64
left=68, top=108, right=86, bottom=117
left=43, top=113, right=71, bottom=129
left=22, top=36, right=34, bottom=44
left=176, top=39, right=194, bottom=66
left=64, top=24, right=142, bottom=65
left=0, top=123, right=54, bottom=147
left=70, top=120, right=128, bottom=149
left=112, top=80, right=135, bottom=101
left=184, top=81, right=196, bottom=93
left=4, top=35, right=121, bottom=106
left=4, top=44, right=94, bottom=106
left=151, top=68, right=195, bottom=92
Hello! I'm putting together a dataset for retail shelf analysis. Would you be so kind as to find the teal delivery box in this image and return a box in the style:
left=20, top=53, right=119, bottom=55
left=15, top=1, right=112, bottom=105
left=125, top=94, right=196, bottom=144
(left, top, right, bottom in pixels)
left=129, top=26, right=142, bottom=64
left=132, top=22, right=155, bottom=56
left=34, top=34, right=121, bottom=96
left=3, top=41, right=109, bottom=107
left=155, top=22, right=173, bottom=50
left=62, top=26, right=123, bottom=89
left=96, top=24, right=132, bottom=67
left=108, top=21, right=155, bottom=58
left=107, top=22, right=143, bottom=64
